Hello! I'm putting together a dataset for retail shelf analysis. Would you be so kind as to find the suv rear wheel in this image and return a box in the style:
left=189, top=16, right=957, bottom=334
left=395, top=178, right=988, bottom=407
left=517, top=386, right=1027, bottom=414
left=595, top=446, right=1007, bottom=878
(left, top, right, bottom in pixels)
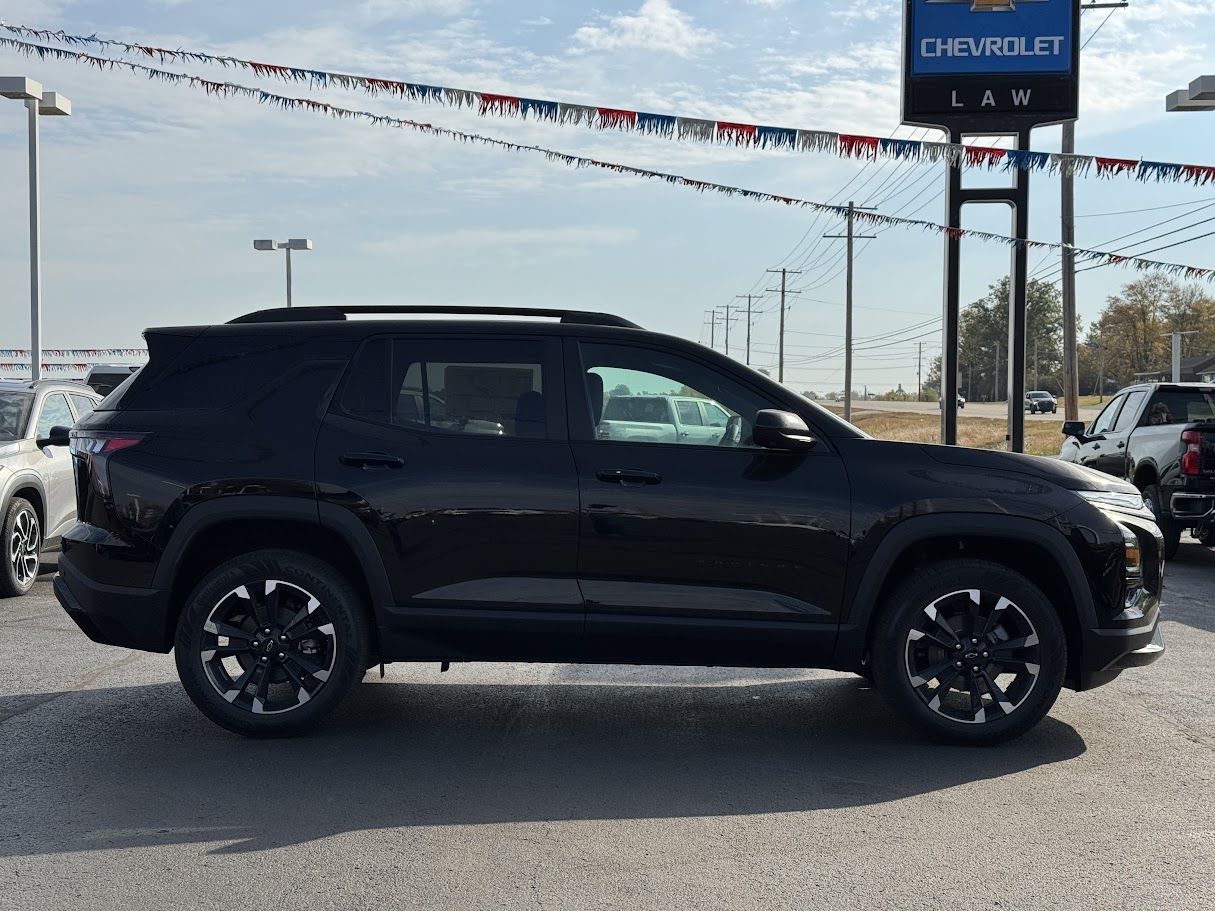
left=1, top=497, right=40, bottom=598
left=174, top=550, right=368, bottom=736
left=871, top=560, right=1066, bottom=745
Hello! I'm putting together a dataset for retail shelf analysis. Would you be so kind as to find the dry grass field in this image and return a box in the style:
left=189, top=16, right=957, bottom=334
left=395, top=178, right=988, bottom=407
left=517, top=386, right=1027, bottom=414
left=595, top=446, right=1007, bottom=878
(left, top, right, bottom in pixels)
left=826, top=408, right=1066, bottom=457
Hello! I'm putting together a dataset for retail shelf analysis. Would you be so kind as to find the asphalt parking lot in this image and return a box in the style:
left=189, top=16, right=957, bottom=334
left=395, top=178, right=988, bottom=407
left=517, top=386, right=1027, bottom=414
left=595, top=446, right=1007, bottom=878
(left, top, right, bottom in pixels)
left=3, top=547, right=1214, bottom=911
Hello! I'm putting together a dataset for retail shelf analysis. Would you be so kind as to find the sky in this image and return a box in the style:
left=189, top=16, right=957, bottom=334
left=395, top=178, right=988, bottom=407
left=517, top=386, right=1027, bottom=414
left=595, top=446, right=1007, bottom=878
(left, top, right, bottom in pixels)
left=0, top=0, right=1213, bottom=394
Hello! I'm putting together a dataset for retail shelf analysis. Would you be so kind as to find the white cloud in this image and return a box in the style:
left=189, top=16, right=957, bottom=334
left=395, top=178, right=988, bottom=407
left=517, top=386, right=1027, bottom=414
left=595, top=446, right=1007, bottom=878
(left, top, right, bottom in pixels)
left=571, top=0, right=717, bottom=58
left=522, top=16, right=553, bottom=27
left=745, top=0, right=792, bottom=7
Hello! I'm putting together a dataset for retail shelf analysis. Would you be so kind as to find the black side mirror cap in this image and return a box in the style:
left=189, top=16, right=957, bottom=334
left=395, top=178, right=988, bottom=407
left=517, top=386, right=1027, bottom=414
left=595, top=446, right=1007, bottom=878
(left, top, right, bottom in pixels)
left=753, top=409, right=817, bottom=452
left=38, top=425, right=71, bottom=448
left=1061, top=421, right=1086, bottom=438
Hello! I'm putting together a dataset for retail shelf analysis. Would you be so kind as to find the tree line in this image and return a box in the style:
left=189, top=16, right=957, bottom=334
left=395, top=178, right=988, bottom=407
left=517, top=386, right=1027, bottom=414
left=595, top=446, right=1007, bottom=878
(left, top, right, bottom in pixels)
left=922, top=275, right=1215, bottom=401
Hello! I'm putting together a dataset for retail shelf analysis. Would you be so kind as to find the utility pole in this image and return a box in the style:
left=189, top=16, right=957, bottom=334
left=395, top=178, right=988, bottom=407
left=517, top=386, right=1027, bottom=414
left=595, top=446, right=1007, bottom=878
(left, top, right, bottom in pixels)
left=708, top=310, right=718, bottom=350
left=917, top=342, right=923, bottom=402
left=1161, top=330, right=1199, bottom=381
left=766, top=269, right=802, bottom=385
left=735, top=294, right=755, bottom=366
left=1034, top=337, right=1039, bottom=390
left=825, top=201, right=877, bottom=422
left=994, top=341, right=1001, bottom=403
left=719, top=303, right=732, bottom=357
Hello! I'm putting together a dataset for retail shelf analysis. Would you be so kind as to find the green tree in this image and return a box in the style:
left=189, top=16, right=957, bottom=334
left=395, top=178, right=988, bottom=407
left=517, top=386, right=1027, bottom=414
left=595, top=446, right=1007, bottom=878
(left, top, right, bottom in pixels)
left=609, top=384, right=631, bottom=397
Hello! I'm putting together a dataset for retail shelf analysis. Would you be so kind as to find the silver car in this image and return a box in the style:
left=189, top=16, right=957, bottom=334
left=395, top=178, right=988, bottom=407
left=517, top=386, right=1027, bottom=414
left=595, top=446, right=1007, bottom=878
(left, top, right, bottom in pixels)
left=0, top=380, right=100, bottom=597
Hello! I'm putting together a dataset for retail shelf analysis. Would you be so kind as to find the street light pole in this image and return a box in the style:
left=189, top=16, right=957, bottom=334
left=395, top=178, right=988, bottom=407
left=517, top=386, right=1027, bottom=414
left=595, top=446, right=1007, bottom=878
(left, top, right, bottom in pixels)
left=2, top=78, right=71, bottom=383
left=254, top=238, right=312, bottom=307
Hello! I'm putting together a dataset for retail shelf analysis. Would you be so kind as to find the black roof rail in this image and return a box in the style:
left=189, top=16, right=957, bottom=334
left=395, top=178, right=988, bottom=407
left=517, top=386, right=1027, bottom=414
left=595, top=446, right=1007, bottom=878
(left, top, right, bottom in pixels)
left=228, top=305, right=641, bottom=329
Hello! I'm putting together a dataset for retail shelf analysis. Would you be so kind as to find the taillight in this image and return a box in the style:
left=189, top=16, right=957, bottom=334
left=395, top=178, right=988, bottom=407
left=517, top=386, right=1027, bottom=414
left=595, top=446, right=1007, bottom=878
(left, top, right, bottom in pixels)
left=1182, top=430, right=1202, bottom=476
left=70, top=431, right=148, bottom=498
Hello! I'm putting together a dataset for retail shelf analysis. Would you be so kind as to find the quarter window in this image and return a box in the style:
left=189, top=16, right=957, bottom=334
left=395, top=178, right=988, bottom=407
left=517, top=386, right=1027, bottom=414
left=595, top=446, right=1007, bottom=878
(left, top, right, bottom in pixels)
left=69, top=394, right=96, bottom=419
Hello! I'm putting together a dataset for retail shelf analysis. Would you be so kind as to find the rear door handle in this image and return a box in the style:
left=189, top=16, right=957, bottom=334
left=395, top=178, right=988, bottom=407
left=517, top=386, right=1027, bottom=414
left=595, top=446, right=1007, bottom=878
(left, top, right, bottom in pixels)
left=1117, top=442, right=1126, bottom=449
left=596, top=468, right=662, bottom=487
left=340, top=451, right=405, bottom=469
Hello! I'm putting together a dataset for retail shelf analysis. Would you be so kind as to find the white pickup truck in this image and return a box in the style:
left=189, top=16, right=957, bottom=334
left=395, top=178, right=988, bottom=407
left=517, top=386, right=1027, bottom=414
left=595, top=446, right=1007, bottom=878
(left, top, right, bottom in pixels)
left=596, top=395, right=732, bottom=444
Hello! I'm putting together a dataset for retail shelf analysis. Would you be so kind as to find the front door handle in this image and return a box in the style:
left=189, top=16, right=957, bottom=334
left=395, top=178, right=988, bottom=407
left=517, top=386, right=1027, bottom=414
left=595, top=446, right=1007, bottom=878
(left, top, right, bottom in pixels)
left=1117, top=442, right=1126, bottom=449
left=341, top=451, right=405, bottom=469
left=596, top=468, right=662, bottom=487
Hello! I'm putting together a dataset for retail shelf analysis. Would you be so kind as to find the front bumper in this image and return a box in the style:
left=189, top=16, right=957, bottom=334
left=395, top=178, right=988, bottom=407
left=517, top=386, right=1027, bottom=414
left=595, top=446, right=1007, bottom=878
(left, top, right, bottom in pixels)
left=1076, top=603, right=1164, bottom=690
left=54, top=552, right=175, bottom=653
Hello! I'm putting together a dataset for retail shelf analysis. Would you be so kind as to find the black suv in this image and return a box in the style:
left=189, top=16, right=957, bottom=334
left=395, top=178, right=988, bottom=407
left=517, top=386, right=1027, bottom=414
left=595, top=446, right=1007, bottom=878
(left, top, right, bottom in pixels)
left=54, top=307, right=1165, bottom=744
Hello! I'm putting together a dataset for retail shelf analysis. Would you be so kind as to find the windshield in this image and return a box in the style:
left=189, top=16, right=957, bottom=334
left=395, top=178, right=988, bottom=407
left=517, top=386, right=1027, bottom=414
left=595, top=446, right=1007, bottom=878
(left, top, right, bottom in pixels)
left=0, top=393, right=33, bottom=441
left=1029, top=392, right=1051, bottom=399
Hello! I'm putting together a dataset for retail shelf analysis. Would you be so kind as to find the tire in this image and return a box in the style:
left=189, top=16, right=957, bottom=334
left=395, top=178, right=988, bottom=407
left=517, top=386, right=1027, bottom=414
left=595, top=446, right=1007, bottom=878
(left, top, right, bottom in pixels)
left=871, top=560, right=1066, bottom=745
left=0, top=497, right=41, bottom=598
left=174, top=550, right=369, bottom=736
left=1195, top=525, right=1214, bottom=548
left=1142, top=485, right=1181, bottom=560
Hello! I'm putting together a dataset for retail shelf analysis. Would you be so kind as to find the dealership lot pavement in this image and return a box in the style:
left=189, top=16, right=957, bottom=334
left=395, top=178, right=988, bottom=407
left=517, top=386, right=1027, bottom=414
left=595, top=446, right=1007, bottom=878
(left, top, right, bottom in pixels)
left=2, top=548, right=1213, bottom=911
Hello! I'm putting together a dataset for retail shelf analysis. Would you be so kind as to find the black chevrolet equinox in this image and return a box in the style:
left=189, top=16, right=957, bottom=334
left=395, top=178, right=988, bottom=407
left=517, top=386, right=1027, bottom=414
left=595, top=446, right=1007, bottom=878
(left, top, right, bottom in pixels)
left=52, top=306, right=1165, bottom=743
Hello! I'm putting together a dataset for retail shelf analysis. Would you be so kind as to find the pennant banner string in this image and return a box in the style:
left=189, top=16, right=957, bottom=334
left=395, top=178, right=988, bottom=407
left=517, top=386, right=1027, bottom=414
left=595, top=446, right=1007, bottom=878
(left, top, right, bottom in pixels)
left=4, top=24, right=1215, bottom=187
left=0, top=37, right=1212, bottom=285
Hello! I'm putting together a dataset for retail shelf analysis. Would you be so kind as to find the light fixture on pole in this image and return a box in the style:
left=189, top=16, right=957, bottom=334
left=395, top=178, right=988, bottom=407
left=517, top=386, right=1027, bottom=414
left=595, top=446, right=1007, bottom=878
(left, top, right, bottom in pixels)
left=1, top=76, right=72, bottom=384
left=253, top=238, right=312, bottom=307
left=1165, top=75, right=1215, bottom=112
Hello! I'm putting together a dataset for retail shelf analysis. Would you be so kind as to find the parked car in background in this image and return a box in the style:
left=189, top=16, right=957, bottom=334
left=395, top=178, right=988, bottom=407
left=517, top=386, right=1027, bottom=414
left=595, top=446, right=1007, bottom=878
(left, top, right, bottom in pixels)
left=85, top=364, right=140, bottom=398
left=1025, top=391, right=1058, bottom=414
left=56, top=305, right=1164, bottom=745
left=598, top=394, right=732, bottom=444
left=1060, top=382, right=1215, bottom=557
left=938, top=394, right=966, bottom=409
left=0, top=380, right=100, bottom=597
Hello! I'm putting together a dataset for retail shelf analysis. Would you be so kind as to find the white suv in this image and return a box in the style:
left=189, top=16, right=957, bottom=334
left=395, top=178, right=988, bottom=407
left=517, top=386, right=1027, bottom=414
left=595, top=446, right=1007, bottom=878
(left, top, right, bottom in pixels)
left=0, top=380, right=100, bottom=597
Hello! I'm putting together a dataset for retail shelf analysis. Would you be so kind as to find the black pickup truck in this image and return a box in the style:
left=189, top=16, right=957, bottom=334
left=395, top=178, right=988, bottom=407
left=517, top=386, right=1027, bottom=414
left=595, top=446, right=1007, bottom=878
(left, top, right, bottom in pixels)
left=1061, top=382, right=1215, bottom=556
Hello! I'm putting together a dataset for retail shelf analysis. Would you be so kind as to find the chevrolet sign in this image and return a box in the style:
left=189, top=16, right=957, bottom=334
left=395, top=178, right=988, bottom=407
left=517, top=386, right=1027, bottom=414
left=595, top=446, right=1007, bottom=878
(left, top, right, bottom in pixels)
left=902, top=0, right=1078, bottom=129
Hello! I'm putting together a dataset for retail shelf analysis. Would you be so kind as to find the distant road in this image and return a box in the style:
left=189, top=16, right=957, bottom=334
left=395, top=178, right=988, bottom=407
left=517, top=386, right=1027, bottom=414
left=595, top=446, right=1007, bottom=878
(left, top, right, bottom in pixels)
left=832, top=399, right=1104, bottom=422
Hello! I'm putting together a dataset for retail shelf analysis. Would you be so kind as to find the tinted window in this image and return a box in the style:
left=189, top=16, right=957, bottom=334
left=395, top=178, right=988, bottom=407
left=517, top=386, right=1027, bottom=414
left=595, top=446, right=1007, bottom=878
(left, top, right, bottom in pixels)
left=1143, top=389, right=1215, bottom=425
left=1113, top=390, right=1147, bottom=433
left=1090, top=395, right=1125, bottom=436
left=601, top=397, right=672, bottom=424
left=36, top=394, right=73, bottom=439
left=0, top=393, right=33, bottom=441
left=675, top=400, right=702, bottom=425
left=120, top=338, right=323, bottom=411
left=341, top=337, right=549, bottom=439
left=580, top=342, right=778, bottom=447
left=703, top=402, right=729, bottom=427
left=69, top=394, right=96, bottom=419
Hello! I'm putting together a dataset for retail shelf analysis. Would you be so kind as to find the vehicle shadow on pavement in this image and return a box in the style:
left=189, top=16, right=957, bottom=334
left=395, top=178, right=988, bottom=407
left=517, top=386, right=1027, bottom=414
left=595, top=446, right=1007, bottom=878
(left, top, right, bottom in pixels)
left=0, top=675, right=1086, bottom=857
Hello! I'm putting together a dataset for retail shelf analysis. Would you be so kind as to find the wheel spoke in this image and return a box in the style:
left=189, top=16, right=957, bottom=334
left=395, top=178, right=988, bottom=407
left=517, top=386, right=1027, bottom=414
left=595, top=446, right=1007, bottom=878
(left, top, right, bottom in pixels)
left=980, top=597, right=1013, bottom=638
left=988, top=633, right=1039, bottom=653
left=923, top=668, right=963, bottom=710
left=909, top=658, right=958, bottom=688
left=222, top=662, right=257, bottom=703
left=968, top=674, right=986, bottom=723
left=204, top=620, right=256, bottom=643
left=262, top=581, right=288, bottom=628
left=284, top=651, right=330, bottom=681
left=965, top=589, right=983, bottom=639
left=279, top=661, right=314, bottom=706
left=981, top=671, right=1016, bottom=717
left=924, top=603, right=962, bottom=645
left=252, top=663, right=273, bottom=713
left=989, top=656, right=1040, bottom=676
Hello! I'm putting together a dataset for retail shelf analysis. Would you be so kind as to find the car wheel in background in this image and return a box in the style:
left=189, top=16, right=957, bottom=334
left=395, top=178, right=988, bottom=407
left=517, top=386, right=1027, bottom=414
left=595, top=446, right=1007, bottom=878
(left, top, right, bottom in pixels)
left=871, top=559, right=1066, bottom=745
left=1142, top=485, right=1181, bottom=560
left=0, top=497, right=41, bottom=598
left=174, top=550, right=369, bottom=736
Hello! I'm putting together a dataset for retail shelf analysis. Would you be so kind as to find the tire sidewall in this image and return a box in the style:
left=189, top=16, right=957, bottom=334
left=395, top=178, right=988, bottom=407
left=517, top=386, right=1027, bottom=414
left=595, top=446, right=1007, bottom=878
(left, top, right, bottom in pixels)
left=1143, top=484, right=1181, bottom=559
left=871, top=560, right=1066, bottom=745
left=174, top=550, right=368, bottom=736
left=1, top=498, right=39, bottom=597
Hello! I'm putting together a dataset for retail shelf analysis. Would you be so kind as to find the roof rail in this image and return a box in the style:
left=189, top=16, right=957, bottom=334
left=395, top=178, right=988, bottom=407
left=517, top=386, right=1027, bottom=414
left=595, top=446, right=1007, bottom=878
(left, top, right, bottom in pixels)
left=228, top=305, right=641, bottom=329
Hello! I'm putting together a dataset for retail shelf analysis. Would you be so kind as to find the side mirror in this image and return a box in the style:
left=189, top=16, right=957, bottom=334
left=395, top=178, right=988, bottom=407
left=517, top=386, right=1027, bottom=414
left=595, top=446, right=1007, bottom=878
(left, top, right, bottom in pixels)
left=753, top=409, right=817, bottom=452
left=1061, top=421, right=1086, bottom=438
left=38, top=425, right=71, bottom=448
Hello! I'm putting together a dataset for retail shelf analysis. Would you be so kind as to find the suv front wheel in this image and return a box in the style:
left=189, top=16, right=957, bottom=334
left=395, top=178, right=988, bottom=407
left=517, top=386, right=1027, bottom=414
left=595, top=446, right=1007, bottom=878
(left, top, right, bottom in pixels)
left=174, top=550, right=369, bottom=736
left=1, top=497, right=41, bottom=598
left=871, top=560, right=1065, bottom=745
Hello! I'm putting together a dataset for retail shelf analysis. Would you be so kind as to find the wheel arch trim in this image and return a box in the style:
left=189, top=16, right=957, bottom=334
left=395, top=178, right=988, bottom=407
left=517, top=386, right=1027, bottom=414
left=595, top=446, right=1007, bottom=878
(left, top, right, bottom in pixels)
left=836, top=513, right=1097, bottom=667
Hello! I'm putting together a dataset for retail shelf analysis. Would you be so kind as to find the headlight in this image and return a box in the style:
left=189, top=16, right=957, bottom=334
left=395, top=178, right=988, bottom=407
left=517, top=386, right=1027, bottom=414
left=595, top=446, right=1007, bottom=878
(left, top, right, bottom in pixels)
left=1075, top=490, right=1145, bottom=512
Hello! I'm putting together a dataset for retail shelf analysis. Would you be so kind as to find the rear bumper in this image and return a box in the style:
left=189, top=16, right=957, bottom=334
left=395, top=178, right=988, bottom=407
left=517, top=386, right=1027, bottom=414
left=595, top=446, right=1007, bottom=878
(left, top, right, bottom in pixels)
left=54, top=553, right=175, bottom=653
left=1170, top=492, right=1215, bottom=523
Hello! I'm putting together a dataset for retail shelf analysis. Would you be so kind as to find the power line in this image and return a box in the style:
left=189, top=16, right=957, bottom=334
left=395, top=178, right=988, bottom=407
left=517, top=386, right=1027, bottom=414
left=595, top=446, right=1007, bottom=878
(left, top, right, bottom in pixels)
left=1081, top=9, right=1117, bottom=49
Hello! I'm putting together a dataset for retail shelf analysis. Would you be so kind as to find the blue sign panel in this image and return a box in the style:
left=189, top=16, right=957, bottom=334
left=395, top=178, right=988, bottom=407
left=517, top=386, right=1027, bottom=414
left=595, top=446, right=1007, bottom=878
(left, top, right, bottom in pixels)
left=910, top=0, right=1074, bottom=77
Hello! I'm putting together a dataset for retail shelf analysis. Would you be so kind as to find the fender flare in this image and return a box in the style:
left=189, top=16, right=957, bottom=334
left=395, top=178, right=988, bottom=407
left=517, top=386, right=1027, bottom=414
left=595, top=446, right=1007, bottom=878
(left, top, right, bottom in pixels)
left=835, top=513, right=1097, bottom=667
left=151, top=496, right=393, bottom=609
left=2, top=470, right=49, bottom=527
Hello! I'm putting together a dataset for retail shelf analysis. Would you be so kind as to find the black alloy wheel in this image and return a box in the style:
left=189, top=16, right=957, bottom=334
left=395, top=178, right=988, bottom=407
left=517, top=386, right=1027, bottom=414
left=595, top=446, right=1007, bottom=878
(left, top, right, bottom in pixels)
left=1195, top=525, right=1214, bottom=547
left=0, top=497, right=40, bottom=598
left=175, top=550, right=368, bottom=736
left=872, top=560, right=1065, bottom=745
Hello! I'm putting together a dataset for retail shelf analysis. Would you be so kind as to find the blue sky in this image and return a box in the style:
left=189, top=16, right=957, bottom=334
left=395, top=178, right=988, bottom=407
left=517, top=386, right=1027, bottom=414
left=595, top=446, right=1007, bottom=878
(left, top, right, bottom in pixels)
left=0, top=0, right=1213, bottom=393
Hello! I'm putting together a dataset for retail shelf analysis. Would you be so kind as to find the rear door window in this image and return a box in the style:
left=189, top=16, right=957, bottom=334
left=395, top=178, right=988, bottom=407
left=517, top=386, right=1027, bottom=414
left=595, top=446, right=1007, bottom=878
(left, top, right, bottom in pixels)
left=1143, top=389, right=1215, bottom=425
left=36, top=394, right=73, bottom=439
left=339, top=337, right=557, bottom=439
left=675, top=400, right=702, bottom=426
